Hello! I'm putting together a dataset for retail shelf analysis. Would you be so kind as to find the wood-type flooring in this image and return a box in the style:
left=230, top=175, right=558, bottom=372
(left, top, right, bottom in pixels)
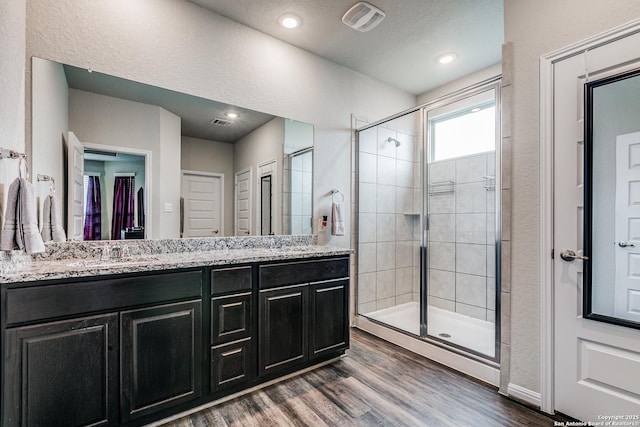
left=162, top=329, right=568, bottom=426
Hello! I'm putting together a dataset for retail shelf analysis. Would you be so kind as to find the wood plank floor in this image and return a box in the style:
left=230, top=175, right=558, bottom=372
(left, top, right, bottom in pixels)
left=162, top=329, right=568, bottom=426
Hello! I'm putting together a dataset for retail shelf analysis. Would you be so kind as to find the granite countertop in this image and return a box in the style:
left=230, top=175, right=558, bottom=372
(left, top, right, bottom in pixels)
left=0, top=244, right=353, bottom=284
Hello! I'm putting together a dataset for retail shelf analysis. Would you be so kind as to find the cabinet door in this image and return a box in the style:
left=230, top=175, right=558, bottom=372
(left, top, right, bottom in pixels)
left=309, top=279, right=349, bottom=358
left=259, top=284, right=308, bottom=376
left=211, top=338, right=253, bottom=393
left=3, top=314, right=118, bottom=427
left=120, top=300, right=202, bottom=422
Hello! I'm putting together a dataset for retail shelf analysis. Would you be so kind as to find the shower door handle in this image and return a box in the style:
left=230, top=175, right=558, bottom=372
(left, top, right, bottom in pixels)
left=559, top=249, right=589, bottom=262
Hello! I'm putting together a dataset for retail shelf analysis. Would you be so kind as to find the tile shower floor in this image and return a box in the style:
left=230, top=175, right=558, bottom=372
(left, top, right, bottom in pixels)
left=364, top=301, right=495, bottom=357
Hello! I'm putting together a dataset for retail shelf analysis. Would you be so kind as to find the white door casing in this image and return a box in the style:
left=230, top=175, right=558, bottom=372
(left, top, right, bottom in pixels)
left=541, top=21, right=640, bottom=419
left=66, top=131, right=84, bottom=241
left=181, top=171, right=223, bottom=238
left=615, top=133, right=640, bottom=322
left=235, top=168, right=251, bottom=236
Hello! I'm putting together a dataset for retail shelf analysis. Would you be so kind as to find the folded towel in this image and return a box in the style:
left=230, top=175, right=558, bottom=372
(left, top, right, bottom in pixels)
left=41, top=195, right=52, bottom=242
left=49, top=193, right=66, bottom=242
left=40, top=195, right=65, bottom=242
left=19, top=178, right=45, bottom=254
left=1, top=178, right=21, bottom=251
left=331, top=202, right=345, bottom=236
left=1, top=178, right=45, bottom=254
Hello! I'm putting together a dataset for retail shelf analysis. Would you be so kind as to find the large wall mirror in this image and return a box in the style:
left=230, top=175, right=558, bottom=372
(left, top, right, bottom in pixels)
left=31, top=57, right=313, bottom=241
left=585, top=67, right=640, bottom=329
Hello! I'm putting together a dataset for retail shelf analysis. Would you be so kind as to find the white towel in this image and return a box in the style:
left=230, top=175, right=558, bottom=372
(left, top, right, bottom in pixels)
left=1, top=178, right=45, bottom=254
left=331, top=202, right=345, bottom=236
left=41, top=195, right=52, bottom=242
left=49, top=194, right=67, bottom=242
left=40, top=194, right=66, bottom=243
left=1, top=178, right=21, bottom=251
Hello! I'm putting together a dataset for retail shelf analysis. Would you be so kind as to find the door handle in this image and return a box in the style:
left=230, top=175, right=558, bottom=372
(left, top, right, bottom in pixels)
left=559, top=249, right=589, bottom=262
left=618, top=241, right=635, bottom=248
left=213, top=230, right=219, bottom=234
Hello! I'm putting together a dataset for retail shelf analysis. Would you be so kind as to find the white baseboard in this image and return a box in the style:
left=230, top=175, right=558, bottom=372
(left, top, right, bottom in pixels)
left=507, top=383, right=542, bottom=408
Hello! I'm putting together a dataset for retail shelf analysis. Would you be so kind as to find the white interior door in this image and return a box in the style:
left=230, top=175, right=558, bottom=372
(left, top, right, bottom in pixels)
left=235, top=168, right=251, bottom=236
left=553, top=32, right=640, bottom=421
left=66, top=131, right=84, bottom=241
left=615, top=132, right=640, bottom=321
left=181, top=171, right=222, bottom=238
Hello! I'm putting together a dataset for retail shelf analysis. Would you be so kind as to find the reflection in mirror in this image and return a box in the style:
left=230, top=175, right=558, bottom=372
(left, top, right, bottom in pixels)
left=260, top=175, right=273, bottom=235
left=586, top=68, right=640, bottom=328
left=31, top=57, right=313, bottom=240
left=83, top=149, right=147, bottom=241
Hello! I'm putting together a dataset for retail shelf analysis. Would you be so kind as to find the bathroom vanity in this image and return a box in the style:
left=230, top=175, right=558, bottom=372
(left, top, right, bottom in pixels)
left=0, top=238, right=351, bottom=427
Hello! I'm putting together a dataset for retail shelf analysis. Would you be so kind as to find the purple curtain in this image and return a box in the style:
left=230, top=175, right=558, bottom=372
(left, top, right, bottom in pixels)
left=111, top=176, right=135, bottom=240
left=137, top=187, right=145, bottom=228
left=83, top=176, right=102, bottom=240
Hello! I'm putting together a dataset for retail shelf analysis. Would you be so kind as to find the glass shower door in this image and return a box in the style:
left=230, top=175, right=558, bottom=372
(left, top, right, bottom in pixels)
left=424, top=86, right=499, bottom=359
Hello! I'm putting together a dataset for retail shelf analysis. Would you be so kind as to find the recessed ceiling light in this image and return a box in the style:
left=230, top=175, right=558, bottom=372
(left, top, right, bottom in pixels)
left=225, top=112, right=239, bottom=119
left=437, top=53, right=457, bottom=64
left=279, top=14, right=301, bottom=29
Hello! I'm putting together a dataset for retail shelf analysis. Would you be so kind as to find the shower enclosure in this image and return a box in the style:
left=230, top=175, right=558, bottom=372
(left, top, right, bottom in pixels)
left=355, top=79, right=500, bottom=360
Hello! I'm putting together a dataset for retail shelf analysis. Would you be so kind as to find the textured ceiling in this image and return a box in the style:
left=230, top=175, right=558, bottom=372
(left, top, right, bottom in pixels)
left=188, top=0, right=504, bottom=95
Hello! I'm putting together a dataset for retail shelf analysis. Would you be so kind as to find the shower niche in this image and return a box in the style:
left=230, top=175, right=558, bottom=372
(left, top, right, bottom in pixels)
left=356, top=80, right=500, bottom=360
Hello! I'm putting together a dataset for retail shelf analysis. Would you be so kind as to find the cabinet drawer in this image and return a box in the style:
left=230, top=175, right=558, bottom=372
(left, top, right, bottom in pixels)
left=5, top=271, right=202, bottom=326
left=258, top=258, right=349, bottom=289
left=211, top=266, right=252, bottom=295
left=211, top=338, right=254, bottom=393
left=211, top=292, right=252, bottom=344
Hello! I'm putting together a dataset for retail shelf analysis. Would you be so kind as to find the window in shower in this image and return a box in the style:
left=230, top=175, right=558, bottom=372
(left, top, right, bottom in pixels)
left=426, top=88, right=499, bottom=359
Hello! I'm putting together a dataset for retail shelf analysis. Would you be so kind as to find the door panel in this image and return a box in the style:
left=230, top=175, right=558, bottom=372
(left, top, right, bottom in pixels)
left=615, top=133, right=640, bottom=321
left=182, top=172, right=222, bottom=238
left=235, top=169, right=251, bottom=236
left=66, top=131, right=84, bottom=241
left=553, top=32, right=640, bottom=420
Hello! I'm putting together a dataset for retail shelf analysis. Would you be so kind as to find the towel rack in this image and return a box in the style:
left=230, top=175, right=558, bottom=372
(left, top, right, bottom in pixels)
left=330, top=189, right=345, bottom=203
left=0, top=148, right=26, bottom=160
left=37, top=174, right=56, bottom=194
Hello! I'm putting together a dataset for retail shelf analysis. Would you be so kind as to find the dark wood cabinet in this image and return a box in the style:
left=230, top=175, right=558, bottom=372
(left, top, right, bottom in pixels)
left=309, top=279, right=350, bottom=358
left=259, top=284, right=308, bottom=375
left=258, top=258, right=350, bottom=377
left=3, top=314, right=118, bottom=427
left=120, top=300, right=202, bottom=423
left=1, top=256, right=349, bottom=427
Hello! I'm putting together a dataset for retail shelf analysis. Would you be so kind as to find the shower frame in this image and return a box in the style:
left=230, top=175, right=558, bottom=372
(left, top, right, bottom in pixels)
left=354, top=76, right=502, bottom=364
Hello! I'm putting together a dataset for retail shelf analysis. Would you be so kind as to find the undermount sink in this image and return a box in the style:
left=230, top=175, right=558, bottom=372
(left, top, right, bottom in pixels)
left=67, top=255, right=161, bottom=268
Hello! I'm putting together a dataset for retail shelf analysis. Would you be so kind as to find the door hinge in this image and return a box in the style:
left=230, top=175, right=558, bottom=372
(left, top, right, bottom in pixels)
left=551, top=248, right=554, bottom=259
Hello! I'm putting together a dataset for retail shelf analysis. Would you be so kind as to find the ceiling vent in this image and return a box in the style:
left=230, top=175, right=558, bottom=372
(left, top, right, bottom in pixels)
left=210, top=118, right=233, bottom=127
left=342, top=2, right=385, bottom=32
